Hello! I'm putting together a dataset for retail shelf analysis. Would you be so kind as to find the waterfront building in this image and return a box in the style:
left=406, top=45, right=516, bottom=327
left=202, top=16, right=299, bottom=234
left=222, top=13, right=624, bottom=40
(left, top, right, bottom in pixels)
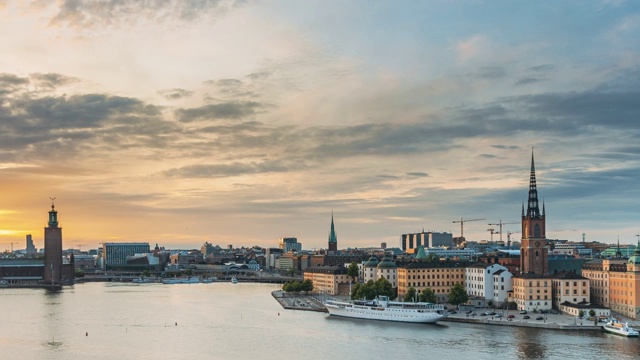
left=328, top=212, right=337, bottom=254
left=512, top=275, right=553, bottom=312
left=465, top=263, right=511, bottom=305
left=304, top=265, right=350, bottom=296
left=401, top=231, right=453, bottom=253
left=102, top=242, right=150, bottom=270
left=376, top=256, right=397, bottom=288
left=551, top=242, right=592, bottom=257
left=169, top=251, right=201, bottom=267
left=492, top=269, right=513, bottom=307
left=362, top=256, right=379, bottom=283
left=279, top=237, right=302, bottom=253
left=600, top=244, right=638, bottom=258
left=551, top=271, right=590, bottom=309
left=397, top=261, right=468, bottom=303
left=44, top=201, right=64, bottom=284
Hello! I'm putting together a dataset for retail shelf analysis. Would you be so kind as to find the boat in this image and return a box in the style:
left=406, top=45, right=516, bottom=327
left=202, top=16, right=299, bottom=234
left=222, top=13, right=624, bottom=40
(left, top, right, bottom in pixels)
left=162, top=277, right=201, bottom=284
left=602, top=319, right=639, bottom=337
left=0, top=280, right=8, bottom=288
left=324, top=295, right=448, bottom=323
left=132, top=277, right=153, bottom=283
left=231, top=277, right=238, bottom=284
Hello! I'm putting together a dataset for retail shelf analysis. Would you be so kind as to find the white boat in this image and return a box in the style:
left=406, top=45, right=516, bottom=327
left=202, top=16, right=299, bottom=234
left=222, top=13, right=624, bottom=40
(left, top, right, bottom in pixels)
left=132, top=277, right=153, bottom=283
left=231, top=277, right=238, bottom=284
left=602, top=319, right=639, bottom=337
left=324, top=296, right=448, bottom=323
left=162, top=277, right=200, bottom=284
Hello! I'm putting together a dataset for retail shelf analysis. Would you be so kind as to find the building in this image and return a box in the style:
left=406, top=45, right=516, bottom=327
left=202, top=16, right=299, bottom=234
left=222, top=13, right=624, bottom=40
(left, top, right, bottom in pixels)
left=550, top=271, right=590, bottom=309
left=492, top=269, right=513, bottom=307
left=465, top=263, right=511, bottom=305
left=362, top=256, right=379, bottom=283
left=279, top=237, right=302, bottom=253
left=328, top=212, right=337, bottom=254
left=425, top=247, right=476, bottom=260
left=376, top=256, right=398, bottom=288
left=102, top=243, right=150, bottom=270
left=512, top=274, right=553, bottom=312
left=401, top=231, right=453, bottom=252
left=397, top=261, right=468, bottom=303
left=43, top=201, right=64, bottom=284
left=25, top=234, right=37, bottom=255
left=303, top=265, right=350, bottom=296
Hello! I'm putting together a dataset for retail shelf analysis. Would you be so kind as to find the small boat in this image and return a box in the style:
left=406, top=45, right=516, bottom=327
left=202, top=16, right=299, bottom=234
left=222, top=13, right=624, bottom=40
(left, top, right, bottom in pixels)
left=602, top=319, right=640, bottom=337
left=0, top=280, right=8, bottom=288
left=231, top=277, right=238, bottom=284
left=162, top=277, right=201, bottom=284
left=132, top=277, right=153, bottom=283
left=324, top=295, right=448, bottom=323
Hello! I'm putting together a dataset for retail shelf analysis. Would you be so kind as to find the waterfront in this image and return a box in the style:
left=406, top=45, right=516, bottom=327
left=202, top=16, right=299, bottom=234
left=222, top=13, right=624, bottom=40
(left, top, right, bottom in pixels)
left=0, top=283, right=638, bottom=360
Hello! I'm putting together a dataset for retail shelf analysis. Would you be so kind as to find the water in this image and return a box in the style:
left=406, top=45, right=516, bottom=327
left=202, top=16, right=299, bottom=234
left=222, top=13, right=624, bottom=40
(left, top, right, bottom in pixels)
left=0, top=282, right=638, bottom=359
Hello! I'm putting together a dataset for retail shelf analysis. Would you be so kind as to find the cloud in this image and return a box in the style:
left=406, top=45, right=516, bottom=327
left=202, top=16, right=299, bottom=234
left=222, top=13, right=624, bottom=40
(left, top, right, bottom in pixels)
left=175, top=101, right=263, bottom=122
left=158, top=88, right=194, bottom=100
left=163, top=159, right=303, bottom=178
left=29, top=73, right=79, bottom=90
left=515, top=76, right=545, bottom=86
left=455, top=35, right=486, bottom=62
left=406, top=172, right=428, bottom=177
left=47, top=0, right=241, bottom=29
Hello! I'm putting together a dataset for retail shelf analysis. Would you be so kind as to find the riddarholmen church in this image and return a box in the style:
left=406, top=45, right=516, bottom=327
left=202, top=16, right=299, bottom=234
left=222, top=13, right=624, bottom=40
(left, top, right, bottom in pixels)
left=510, top=152, right=593, bottom=313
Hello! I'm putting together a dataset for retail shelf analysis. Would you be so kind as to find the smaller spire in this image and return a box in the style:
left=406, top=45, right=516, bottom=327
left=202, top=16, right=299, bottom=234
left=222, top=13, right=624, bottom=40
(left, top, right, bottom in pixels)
left=521, top=203, right=525, bottom=217
left=542, top=200, right=545, bottom=216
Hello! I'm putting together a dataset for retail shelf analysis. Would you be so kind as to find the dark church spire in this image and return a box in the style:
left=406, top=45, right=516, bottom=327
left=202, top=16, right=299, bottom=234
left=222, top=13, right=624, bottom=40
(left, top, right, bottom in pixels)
left=328, top=211, right=337, bottom=244
left=527, top=150, right=541, bottom=218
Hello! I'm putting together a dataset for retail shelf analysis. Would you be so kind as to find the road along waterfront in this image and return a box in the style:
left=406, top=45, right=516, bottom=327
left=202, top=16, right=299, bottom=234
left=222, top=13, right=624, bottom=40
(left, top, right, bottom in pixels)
left=1, top=283, right=639, bottom=360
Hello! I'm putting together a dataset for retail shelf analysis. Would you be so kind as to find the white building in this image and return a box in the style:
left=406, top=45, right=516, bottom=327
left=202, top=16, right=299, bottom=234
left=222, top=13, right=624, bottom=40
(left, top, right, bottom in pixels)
left=376, top=257, right=397, bottom=288
left=492, top=269, right=513, bottom=306
left=362, top=256, right=379, bottom=283
left=426, top=247, right=476, bottom=259
left=465, top=263, right=510, bottom=304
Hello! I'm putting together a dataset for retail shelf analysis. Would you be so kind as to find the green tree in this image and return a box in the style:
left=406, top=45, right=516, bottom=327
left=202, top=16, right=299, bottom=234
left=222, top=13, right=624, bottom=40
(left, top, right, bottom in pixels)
left=589, top=309, right=596, bottom=317
left=351, top=283, right=362, bottom=299
left=301, top=279, right=314, bottom=292
left=578, top=310, right=585, bottom=318
left=448, top=282, right=469, bottom=307
left=374, top=277, right=394, bottom=299
left=142, top=270, right=151, bottom=277
left=404, top=287, right=417, bottom=302
left=420, top=288, right=437, bottom=303
left=74, top=269, right=85, bottom=278
left=347, top=262, right=359, bottom=283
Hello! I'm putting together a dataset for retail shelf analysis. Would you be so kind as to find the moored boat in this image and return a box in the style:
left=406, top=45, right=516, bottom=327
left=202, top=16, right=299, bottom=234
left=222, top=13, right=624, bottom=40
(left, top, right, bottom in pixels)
left=602, top=319, right=639, bottom=337
left=231, top=277, right=238, bottom=284
left=324, top=296, right=448, bottom=323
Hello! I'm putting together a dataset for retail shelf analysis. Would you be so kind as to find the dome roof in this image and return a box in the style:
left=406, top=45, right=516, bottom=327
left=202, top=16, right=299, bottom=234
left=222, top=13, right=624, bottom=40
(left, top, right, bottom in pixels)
left=628, top=243, right=640, bottom=265
left=376, top=256, right=397, bottom=269
left=415, top=246, right=427, bottom=259
left=363, top=256, right=379, bottom=268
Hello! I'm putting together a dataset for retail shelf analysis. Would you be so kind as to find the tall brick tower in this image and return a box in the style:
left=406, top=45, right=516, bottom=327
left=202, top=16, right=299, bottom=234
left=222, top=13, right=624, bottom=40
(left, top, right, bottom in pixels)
left=43, top=198, right=63, bottom=284
left=520, top=152, right=548, bottom=276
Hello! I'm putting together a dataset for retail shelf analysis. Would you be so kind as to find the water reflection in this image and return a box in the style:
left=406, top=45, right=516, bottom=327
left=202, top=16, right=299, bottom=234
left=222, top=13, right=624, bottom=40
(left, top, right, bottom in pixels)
left=513, top=326, right=546, bottom=359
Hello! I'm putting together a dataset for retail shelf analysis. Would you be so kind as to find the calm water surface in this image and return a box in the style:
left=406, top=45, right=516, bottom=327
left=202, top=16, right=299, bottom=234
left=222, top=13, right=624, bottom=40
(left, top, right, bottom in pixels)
left=0, top=282, right=638, bottom=359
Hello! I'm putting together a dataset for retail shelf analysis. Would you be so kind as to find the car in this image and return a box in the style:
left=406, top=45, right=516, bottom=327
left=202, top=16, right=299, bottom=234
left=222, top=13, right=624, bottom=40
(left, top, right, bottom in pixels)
left=508, top=315, right=515, bottom=319
left=480, top=313, right=487, bottom=316
left=540, top=310, right=548, bottom=314
left=536, top=316, right=544, bottom=320
left=523, top=315, right=530, bottom=319
left=495, top=314, right=502, bottom=318
left=449, top=310, right=457, bottom=314
left=519, top=310, right=527, bottom=314
left=550, top=310, right=558, bottom=314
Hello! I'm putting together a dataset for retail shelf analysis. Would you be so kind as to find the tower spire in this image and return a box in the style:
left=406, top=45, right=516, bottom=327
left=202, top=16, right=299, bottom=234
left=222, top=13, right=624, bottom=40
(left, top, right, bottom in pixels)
left=527, top=149, right=541, bottom=218
left=328, top=211, right=337, bottom=252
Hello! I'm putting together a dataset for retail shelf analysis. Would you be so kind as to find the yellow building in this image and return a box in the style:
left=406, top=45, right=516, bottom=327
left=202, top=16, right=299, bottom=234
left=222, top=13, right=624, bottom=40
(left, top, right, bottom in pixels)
left=581, top=246, right=640, bottom=320
left=303, top=265, right=351, bottom=296
left=397, top=262, right=467, bottom=303
left=511, top=274, right=553, bottom=312
left=550, top=271, right=590, bottom=309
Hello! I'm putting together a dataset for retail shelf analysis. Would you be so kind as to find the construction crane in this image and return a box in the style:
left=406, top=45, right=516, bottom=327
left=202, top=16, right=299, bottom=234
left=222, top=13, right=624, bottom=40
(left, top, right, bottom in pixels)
left=507, top=231, right=519, bottom=249
left=452, top=218, right=486, bottom=240
left=488, top=220, right=519, bottom=243
left=487, top=228, right=498, bottom=242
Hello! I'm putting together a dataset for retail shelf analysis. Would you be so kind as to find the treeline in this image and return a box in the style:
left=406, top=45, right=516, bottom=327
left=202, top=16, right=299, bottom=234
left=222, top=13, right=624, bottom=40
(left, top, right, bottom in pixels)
left=282, top=279, right=313, bottom=292
left=350, top=278, right=395, bottom=300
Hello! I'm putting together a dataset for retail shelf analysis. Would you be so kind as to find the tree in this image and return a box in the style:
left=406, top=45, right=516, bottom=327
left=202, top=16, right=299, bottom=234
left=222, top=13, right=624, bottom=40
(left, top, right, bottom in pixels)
left=448, top=282, right=469, bottom=307
left=404, top=287, right=417, bottom=302
left=420, top=288, right=437, bottom=303
left=142, top=270, right=151, bottom=278
left=374, top=277, right=394, bottom=299
left=347, top=262, right=359, bottom=283
left=578, top=310, right=585, bottom=318
left=351, top=283, right=362, bottom=299
left=301, top=279, right=314, bottom=292
left=74, top=269, right=85, bottom=278
left=588, top=309, right=596, bottom=317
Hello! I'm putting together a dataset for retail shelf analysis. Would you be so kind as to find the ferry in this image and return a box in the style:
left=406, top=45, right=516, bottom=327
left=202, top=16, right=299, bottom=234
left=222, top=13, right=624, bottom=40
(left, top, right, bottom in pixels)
left=602, top=319, right=639, bottom=337
left=162, top=277, right=201, bottom=284
left=324, top=296, right=448, bottom=323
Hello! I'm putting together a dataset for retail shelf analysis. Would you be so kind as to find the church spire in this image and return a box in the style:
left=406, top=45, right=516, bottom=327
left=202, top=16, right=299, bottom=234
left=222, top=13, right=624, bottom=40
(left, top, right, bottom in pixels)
left=527, top=150, right=541, bottom=218
left=328, top=211, right=337, bottom=244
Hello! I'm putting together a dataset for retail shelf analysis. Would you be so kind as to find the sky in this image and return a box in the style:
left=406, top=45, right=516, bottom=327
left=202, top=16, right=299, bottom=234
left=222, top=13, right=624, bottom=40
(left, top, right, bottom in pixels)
left=1, top=0, right=640, bottom=251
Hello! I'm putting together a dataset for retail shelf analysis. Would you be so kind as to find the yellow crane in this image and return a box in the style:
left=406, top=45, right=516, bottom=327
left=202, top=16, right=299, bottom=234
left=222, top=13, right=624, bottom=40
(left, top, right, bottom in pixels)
left=488, top=220, right=519, bottom=243
left=452, top=218, right=485, bottom=240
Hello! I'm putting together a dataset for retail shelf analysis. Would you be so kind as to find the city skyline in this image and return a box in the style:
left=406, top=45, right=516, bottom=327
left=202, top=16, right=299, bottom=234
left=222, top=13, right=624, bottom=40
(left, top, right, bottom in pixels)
left=1, top=1, right=640, bottom=250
